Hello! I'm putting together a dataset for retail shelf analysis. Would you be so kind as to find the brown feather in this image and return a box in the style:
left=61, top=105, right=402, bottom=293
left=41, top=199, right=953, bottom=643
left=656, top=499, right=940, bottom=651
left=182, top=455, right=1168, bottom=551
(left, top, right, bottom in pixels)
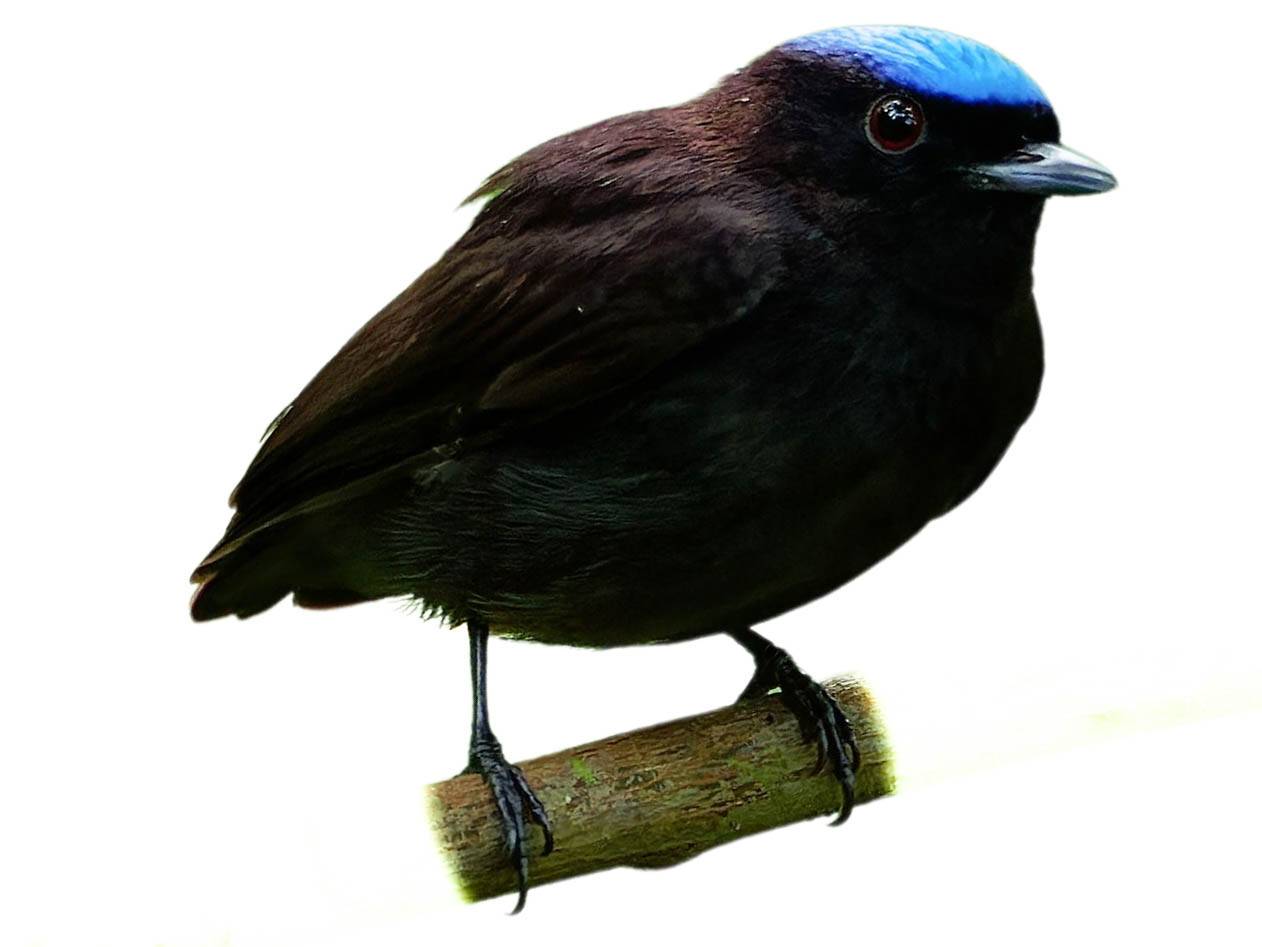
left=194, top=94, right=787, bottom=580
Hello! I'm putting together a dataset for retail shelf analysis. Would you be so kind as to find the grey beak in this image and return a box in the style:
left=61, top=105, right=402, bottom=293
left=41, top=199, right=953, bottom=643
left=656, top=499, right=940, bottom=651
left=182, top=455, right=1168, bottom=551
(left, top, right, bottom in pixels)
left=964, top=142, right=1117, bottom=196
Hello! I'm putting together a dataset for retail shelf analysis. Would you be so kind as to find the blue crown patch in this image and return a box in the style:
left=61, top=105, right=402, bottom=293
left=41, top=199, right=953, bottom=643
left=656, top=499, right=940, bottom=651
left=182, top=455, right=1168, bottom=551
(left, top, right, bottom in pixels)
left=783, top=25, right=1049, bottom=107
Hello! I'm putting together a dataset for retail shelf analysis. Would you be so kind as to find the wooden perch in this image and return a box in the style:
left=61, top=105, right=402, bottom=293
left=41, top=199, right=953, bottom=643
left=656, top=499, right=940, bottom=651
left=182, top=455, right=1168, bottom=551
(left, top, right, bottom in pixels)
left=425, top=675, right=894, bottom=903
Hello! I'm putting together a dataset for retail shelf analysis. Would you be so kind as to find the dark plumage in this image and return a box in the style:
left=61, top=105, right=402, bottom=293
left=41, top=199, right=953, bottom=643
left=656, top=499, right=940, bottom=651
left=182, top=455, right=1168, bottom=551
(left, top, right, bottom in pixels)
left=190, top=26, right=1114, bottom=910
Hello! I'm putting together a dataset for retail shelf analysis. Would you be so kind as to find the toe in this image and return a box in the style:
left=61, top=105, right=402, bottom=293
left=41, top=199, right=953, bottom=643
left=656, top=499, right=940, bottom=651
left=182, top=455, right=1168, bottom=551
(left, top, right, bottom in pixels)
left=778, top=671, right=860, bottom=823
left=734, top=643, right=861, bottom=826
left=512, top=764, right=555, bottom=856
left=467, top=744, right=553, bottom=913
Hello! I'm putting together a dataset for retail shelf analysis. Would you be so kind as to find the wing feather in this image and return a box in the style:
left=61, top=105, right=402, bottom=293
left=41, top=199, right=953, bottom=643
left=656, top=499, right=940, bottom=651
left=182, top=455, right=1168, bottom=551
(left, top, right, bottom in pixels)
left=196, top=152, right=783, bottom=575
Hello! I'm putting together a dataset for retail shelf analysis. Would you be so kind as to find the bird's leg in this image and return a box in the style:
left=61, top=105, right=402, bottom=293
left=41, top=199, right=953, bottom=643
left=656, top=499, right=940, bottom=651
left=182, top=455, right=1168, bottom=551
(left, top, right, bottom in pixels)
left=459, top=617, right=554, bottom=913
left=729, top=626, right=860, bottom=824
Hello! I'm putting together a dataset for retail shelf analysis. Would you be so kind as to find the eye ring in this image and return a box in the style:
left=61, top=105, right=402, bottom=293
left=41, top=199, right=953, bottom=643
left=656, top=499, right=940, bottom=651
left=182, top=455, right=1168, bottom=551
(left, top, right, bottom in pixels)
left=865, top=94, right=927, bottom=154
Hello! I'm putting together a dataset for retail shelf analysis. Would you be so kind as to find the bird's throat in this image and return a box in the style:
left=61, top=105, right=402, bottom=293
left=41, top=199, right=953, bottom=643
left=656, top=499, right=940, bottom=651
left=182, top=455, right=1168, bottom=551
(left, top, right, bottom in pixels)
left=879, top=194, right=1043, bottom=314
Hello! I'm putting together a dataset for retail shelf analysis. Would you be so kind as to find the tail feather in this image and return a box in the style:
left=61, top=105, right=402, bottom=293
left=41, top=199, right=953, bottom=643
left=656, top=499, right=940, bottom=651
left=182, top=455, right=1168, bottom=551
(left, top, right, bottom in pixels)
left=190, top=467, right=418, bottom=621
left=189, top=548, right=293, bottom=621
left=189, top=512, right=383, bottom=622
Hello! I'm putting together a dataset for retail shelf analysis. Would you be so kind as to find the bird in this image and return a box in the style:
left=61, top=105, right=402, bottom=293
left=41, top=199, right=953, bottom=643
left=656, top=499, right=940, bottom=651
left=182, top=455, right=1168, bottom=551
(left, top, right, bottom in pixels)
left=190, top=25, right=1115, bottom=911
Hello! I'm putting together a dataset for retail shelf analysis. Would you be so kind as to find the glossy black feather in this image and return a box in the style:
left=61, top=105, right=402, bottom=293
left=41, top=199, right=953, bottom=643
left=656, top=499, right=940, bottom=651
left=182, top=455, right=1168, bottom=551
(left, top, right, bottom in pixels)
left=192, top=45, right=1055, bottom=635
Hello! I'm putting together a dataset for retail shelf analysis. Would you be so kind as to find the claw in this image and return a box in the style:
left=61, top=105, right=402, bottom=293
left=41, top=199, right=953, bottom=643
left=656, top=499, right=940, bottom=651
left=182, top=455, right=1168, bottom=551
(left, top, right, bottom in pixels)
left=733, top=632, right=859, bottom=824
left=465, top=739, right=554, bottom=913
left=810, top=720, right=828, bottom=776
left=737, top=663, right=778, bottom=702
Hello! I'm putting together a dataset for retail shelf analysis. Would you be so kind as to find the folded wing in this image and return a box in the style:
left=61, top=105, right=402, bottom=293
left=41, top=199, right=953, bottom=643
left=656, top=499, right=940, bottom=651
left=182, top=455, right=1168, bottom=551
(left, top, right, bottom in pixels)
left=193, top=171, right=784, bottom=586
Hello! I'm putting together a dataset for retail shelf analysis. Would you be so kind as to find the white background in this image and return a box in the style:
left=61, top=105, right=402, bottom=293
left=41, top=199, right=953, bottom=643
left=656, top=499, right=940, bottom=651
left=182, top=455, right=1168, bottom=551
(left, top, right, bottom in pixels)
left=3, top=1, right=1260, bottom=945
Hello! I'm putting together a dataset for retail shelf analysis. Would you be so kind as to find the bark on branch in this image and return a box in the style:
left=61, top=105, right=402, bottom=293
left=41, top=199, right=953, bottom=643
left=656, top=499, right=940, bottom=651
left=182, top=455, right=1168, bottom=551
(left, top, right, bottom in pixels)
left=426, top=674, right=895, bottom=902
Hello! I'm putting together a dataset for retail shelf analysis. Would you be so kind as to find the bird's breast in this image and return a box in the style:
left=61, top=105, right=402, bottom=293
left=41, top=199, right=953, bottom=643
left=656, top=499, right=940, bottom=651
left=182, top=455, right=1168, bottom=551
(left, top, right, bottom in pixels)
left=388, top=279, right=1044, bottom=646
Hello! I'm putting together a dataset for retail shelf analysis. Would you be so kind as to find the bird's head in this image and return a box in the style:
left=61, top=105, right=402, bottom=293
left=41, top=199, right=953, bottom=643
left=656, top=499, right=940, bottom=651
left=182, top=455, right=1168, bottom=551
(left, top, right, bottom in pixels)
left=705, top=26, right=1114, bottom=302
left=721, top=25, right=1115, bottom=203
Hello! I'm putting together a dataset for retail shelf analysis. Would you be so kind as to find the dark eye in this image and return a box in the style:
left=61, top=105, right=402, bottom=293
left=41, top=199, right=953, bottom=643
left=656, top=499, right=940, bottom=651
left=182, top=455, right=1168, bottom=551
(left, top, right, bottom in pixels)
left=866, top=94, right=926, bottom=153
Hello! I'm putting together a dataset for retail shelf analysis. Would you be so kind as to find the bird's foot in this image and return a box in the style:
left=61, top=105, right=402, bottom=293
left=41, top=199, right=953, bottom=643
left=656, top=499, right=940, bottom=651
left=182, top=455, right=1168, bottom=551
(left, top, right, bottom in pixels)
left=738, top=647, right=860, bottom=825
left=463, top=736, right=554, bottom=913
